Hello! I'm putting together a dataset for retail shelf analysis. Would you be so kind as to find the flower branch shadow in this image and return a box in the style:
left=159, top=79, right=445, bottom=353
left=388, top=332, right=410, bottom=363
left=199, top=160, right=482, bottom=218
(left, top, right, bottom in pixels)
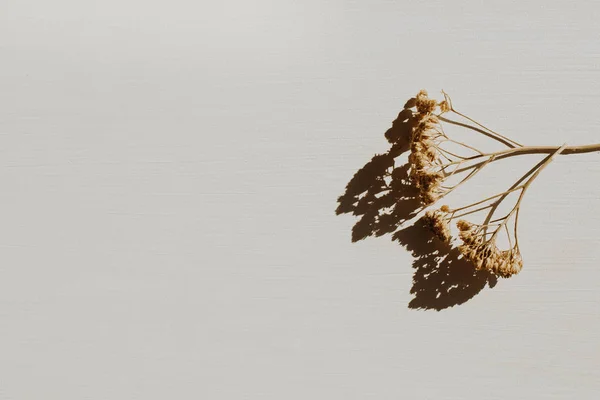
left=336, top=99, right=497, bottom=311
left=392, top=220, right=497, bottom=310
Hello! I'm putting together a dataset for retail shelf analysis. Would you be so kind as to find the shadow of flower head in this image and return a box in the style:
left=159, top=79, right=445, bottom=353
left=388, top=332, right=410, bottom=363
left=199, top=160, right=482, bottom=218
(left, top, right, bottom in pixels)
left=336, top=96, right=497, bottom=310
left=336, top=102, right=420, bottom=242
left=393, top=219, right=497, bottom=311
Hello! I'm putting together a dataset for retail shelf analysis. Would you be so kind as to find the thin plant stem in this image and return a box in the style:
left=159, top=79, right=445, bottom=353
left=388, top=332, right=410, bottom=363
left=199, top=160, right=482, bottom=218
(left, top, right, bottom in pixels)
left=438, top=115, right=520, bottom=149
left=451, top=185, right=523, bottom=214
left=436, top=155, right=497, bottom=201
left=440, top=90, right=523, bottom=148
left=451, top=203, right=493, bottom=219
left=510, top=143, right=568, bottom=249
left=487, top=144, right=568, bottom=246
left=451, top=143, right=600, bottom=175
left=443, top=138, right=485, bottom=155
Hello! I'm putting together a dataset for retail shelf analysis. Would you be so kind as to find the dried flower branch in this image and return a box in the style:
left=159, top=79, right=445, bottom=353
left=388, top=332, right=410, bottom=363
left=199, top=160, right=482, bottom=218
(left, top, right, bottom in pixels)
left=341, top=90, right=600, bottom=279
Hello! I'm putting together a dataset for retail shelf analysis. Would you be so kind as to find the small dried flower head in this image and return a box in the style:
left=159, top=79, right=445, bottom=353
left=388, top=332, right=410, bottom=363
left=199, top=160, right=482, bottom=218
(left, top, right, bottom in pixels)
left=413, top=170, right=444, bottom=205
left=497, top=251, right=523, bottom=278
left=411, top=115, right=440, bottom=143
left=414, top=170, right=443, bottom=191
left=422, top=206, right=451, bottom=242
left=438, top=100, right=451, bottom=113
left=456, top=219, right=473, bottom=232
left=415, top=90, right=438, bottom=115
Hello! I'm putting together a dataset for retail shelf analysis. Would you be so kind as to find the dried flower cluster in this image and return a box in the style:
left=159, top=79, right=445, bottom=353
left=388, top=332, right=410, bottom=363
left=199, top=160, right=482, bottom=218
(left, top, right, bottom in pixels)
left=409, top=91, right=464, bottom=205
left=456, top=220, right=523, bottom=278
left=421, top=205, right=451, bottom=243
left=408, top=119, right=443, bottom=203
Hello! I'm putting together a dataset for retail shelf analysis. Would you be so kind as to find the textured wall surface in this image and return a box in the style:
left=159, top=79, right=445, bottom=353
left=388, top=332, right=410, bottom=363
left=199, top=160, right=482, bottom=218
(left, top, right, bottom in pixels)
left=2, top=1, right=600, bottom=398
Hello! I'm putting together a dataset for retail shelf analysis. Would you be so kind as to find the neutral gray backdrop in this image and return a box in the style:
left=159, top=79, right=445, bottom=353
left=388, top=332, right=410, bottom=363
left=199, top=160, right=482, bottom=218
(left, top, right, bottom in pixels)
left=2, top=1, right=600, bottom=398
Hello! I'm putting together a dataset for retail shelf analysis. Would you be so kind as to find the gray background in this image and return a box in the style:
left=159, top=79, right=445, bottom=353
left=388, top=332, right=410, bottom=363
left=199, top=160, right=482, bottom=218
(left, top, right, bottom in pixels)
left=2, top=1, right=600, bottom=398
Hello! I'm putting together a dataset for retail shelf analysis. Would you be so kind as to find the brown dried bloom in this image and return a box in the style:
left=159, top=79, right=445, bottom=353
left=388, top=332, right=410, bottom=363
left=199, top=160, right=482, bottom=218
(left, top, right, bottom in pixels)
left=415, top=90, right=438, bottom=115
left=456, top=220, right=523, bottom=277
left=438, top=100, right=451, bottom=113
left=422, top=206, right=452, bottom=242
